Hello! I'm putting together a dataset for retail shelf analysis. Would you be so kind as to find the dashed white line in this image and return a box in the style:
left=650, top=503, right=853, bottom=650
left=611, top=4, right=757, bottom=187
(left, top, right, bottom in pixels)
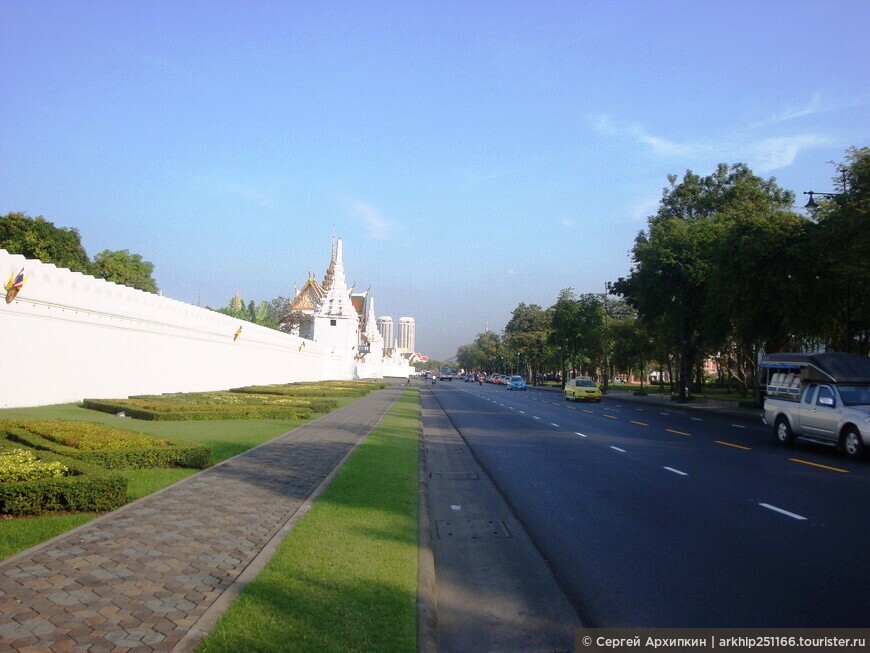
left=533, top=416, right=541, bottom=420
left=660, top=412, right=670, bottom=416
left=550, top=423, right=560, bottom=428
left=610, top=446, right=626, bottom=453
left=731, top=424, right=746, bottom=429
left=664, top=467, right=688, bottom=476
left=575, top=432, right=588, bottom=438
left=690, top=417, right=703, bottom=422
left=759, top=503, right=807, bottom=521
left=519, top=410, right=526, bottom=414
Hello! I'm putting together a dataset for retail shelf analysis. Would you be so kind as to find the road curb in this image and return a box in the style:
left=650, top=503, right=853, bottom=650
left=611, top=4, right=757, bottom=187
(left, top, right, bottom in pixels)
left=417, top=406, right=439, bottom=653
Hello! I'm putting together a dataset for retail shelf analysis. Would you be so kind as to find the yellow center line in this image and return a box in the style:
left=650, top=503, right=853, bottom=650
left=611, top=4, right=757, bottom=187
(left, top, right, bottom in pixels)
left=666, top=429, right=691, bottom=437
left=715, top=440, right=751, bottom=450
left=630, top=420, right=648, bottom=426
left=604, top=414, right=618, bottom=420
left=789, top=458, right=849, bottom=473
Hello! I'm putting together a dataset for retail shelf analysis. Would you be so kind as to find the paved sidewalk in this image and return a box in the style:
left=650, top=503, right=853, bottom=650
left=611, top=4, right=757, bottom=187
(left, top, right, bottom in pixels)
left=420, top=388, right=580, bottom=652
left=0, top=386, right=401, bottom=653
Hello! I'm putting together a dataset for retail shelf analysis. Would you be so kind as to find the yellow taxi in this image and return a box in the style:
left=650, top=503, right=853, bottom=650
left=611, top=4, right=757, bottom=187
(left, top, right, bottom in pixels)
left=564, top=377, right=602, bottom=402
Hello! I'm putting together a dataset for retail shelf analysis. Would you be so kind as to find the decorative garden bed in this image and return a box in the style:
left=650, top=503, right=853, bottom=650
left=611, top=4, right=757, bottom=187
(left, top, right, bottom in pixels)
left=0, top=438, right=126, bottom=515
left=1, top=420, right=210, bottom=470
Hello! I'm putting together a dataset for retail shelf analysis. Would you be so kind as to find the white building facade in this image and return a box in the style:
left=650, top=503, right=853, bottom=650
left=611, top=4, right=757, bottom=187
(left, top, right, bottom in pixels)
left=398, top=316, right=416, bottom=354
left=376, top=316, right=393, bottom=347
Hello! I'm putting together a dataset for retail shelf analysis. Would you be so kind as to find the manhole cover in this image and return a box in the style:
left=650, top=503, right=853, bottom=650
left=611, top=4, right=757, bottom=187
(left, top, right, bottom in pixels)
left=435, top=519, right=512, bottom=539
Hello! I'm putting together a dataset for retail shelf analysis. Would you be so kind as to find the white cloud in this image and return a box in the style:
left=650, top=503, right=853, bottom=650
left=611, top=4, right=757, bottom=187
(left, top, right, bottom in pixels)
left=342, top=197, right=396, bottom=240
left=629, top=195, right=661, bottom=222
left=590, top=112, right=834, bottom=173
left=768, top=93, right=827, bottom=123
left=746, top=134, right=830, bottom=172
left=588, top=114, right=710, bottom=158
left=758, top=93, right=868, bottom=127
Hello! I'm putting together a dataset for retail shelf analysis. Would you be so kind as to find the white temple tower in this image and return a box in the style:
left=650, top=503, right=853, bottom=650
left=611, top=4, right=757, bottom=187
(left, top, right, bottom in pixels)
left=312, top=238, right=359, bottom=377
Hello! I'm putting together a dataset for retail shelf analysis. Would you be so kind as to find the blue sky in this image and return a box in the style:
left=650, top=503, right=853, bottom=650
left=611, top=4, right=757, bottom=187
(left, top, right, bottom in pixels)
left=2, top=1, right=868, bottom=360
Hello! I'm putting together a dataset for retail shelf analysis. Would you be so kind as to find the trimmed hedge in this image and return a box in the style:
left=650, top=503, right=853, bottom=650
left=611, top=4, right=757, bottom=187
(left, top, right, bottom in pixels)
left=82, top=399, right=321, bottom=421
left=0, top=444, right=126, bottom=515
left=230, top=381, right=387, bottom=398
left=2, top=423, right=210, bottom=470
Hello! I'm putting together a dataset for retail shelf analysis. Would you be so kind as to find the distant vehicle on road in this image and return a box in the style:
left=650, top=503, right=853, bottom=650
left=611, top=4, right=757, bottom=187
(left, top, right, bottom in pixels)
left=564, top=378, right=602, bottom=402
left=507, top=375, right=527, bottom=391
left=439, top=366, right=456, bottom=381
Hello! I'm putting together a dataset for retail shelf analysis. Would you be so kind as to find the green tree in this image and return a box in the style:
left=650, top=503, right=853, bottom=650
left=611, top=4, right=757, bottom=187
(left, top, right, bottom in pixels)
left=610, top=315, right=655, bottom=391
left=548, top=289, right=605, bottom=383
left=807, top=146, right=870, bottom=355
left=0, top=212, right=90, bottom=272
left=90, top=249, right=159, bottom=293
left=503, top=303, right=552, bottom=382
left=455, top=331, right=504, bottom=373
left=614, top=163, right=802, bottom=398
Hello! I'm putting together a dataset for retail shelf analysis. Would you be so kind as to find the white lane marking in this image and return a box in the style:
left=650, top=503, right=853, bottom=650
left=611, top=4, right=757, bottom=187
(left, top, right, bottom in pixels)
left=664, top=467, right=688, bottom=476
left=610, top=446, right=626, bottom=453
left=759, top=503, right=807, bottom=521
left=519, top=410, right=526, bottom=414
left=731, top=424, right=746, bottom=429
left=575, top=432, right=588, bottom=438
left=533, top=416, right=541, bottom=420
left=635, top=408, right=645, bottom=412
left=550, top=423, right=560, bottom=428
left=660, top=412, right=670, bottom=416
left=690, top=417, right=703, bottom=421
left=508, top=406, right=515, bottom=410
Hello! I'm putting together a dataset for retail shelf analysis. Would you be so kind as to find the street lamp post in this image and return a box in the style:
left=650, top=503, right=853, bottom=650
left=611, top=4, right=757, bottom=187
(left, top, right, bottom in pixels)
left=603, top=282, right=611, bottom=394
left=804, top=180, right=851, bottom=353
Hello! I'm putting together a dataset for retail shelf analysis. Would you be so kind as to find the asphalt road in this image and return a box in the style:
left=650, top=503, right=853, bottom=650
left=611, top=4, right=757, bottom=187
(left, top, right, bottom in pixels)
left=428, top=380, right=870, bottom=627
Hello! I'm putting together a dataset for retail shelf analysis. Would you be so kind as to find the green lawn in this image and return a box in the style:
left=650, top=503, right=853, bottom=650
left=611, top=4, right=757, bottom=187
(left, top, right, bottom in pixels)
left=198, top=388, right=420, bottom=653
left=0, top=395, right=362, bottom=559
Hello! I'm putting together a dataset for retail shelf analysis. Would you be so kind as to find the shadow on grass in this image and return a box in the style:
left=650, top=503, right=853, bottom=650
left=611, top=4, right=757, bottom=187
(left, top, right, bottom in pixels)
left=200, top=571, right=416, bottom=653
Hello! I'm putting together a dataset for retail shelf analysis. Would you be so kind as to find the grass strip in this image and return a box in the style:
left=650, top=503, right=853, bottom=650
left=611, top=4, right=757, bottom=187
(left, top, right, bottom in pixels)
left=198, top=388, right=420, bottom=653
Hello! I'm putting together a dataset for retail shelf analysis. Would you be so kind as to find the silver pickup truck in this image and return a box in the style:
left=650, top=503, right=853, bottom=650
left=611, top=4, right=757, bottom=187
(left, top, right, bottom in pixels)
left=761, top=353, right=870, bottom=460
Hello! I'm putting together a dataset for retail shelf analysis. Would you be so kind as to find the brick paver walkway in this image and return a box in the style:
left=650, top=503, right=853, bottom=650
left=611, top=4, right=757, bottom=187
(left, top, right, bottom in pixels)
left=0, top=387, right=400, bottom=652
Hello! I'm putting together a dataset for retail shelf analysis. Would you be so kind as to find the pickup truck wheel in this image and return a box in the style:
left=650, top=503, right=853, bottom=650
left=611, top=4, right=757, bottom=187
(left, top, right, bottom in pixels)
left=841, top=427, right=865, bottom=460
left=774, top=417, right=795, bottom=446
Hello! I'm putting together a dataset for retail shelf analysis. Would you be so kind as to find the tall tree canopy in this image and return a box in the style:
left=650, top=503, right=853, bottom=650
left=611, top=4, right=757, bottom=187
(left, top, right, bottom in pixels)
left=0, top=212, right=90, bottom=272
left=805, top=146, right=870, bottom=354
left=1, top=212, right=160, bottom=294
left=90, top=249, right=158, bottom=293
left=614, top=163, right=803, bottom=394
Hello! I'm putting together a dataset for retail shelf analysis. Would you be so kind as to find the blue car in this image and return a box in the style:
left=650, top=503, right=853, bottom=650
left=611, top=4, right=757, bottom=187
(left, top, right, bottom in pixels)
left=507, top=375, right=527, bottom=391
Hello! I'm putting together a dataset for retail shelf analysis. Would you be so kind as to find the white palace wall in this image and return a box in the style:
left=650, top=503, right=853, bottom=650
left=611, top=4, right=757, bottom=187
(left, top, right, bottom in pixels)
left=0, top=250, right=348, bottom=408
